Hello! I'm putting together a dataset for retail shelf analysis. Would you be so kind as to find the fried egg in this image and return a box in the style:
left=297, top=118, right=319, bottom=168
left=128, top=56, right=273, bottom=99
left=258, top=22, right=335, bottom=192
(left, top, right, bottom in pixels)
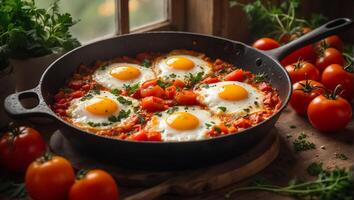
left=145, top=106, right=220, bottom=141
left=153, top=50, right=212, bottom=82
left=195, top=81, right=264, bottom=118
left=92, top=63, right=155, bottom=90
left=67, top=91, right=139, bottom=129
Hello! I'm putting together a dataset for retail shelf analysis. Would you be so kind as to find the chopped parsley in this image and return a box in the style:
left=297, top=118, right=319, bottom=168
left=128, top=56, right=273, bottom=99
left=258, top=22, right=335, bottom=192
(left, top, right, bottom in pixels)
left=124, top=83, right=139, bottom=95
left=218, top=106, right=227, bottom=112
left=117, top=96, right=132, bottom=105
left=293, top=132, right=316, bottom=152
left=141, top=59, right=151, bottom=68
left=80, top=93, right=93, bottom=101
left=88, top=122, right=110, bottom=127
left=92, top=89, right=100, bottom=95
left=137, top=114, right=145, bottom=124
left=214, top=126, right=222, bottom=133
left=62, top=87, right=73, bottom=94
left=253, top=73, right=268, bottom=83
left=157, top=79, right=171, bottom=89
left=100, top=63, right=108, bottom=70
left=205, top=123, right=212, bottom=128
left=166, top=107, right=179, bottom=114
left=169, top=73, right=177, bottom=78
left=335, top=153, right=348, bottom=160
left=154, top=112, right=162, bottom=117
left=185, top=72, right=204, bottom=88
left=307, top=162, right=323, bottom=176
left=108, top=110, right=131, bottom=122
left=111, top=88, right=121, bottom=96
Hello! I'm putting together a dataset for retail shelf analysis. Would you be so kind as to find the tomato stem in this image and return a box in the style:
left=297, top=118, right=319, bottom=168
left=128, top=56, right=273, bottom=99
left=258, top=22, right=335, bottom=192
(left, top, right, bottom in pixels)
left=76, top=169, right=89, bottom=180
left=8, top=122, right=24, bottom=137
left=37, top=152, right=53, bottom=164
left=325, top=84, right=343, bottom=100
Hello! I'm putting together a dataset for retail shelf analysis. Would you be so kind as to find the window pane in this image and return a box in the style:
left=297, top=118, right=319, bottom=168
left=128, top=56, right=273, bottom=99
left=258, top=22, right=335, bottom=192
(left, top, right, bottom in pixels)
left=35, top=0, right=116, bottom=43
left=129, top=0, right=168, bottom=30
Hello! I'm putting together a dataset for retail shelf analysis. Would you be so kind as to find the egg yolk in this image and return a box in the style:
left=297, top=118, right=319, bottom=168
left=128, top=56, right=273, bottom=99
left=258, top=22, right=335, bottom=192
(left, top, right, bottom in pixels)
left=85, top=97, right=118, bottom=116
left=166, top=112, right=199, bottom=130
left=166, top=57, right=195, bottom=70
left=218, top=84, right=248, bottom=101
left=110, top=66, right=141, bottom=80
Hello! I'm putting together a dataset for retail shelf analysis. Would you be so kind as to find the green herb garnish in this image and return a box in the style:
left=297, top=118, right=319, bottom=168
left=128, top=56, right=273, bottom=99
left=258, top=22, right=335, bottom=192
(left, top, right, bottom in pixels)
left=218, top=106, right=227, bottom=112
left=80, top=94, right=93, bottom=101
left=124, top=83, right=139, bottom=95
left=166, top=107, right=179, bottom=114
left=117, top=96, right=132, bottom=105
left=141, top=59, right=151, bottom=68
left=108, top=110, right=131, bottom=123
left=226, top=164, right=353, bottom=200
left=185, top=72, right=204, bottom=88
left=156, top=79, right=171, bottom=89
left=62, top=87, right=73, bottom=94
left=0, top=179, right=27, bottom=199
left=293, top=132, right=316, bottom=152
left=335, top=153, right=348, bottom=160
left=169, top=73, right=177, bottom=78
left=253, top=73, right=268, bottom=83
left=307, top=162, right=323, bottom=176
left=111, top=88, right=121, bottom=96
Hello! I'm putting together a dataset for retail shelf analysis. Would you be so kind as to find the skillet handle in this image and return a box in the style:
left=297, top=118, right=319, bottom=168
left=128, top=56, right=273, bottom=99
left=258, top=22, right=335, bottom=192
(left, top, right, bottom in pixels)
left=266, top=18, right=353, bottom=61
left=4, top=87, right=55, bottom=118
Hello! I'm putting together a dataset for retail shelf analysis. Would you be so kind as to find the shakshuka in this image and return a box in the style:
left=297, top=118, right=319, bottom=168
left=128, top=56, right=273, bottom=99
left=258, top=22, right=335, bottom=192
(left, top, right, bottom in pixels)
left=52, top=50, right=281, bottom=142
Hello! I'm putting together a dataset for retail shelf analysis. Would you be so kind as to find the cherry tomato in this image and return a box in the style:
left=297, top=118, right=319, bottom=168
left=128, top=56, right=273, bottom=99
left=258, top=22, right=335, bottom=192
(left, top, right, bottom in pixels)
left=290, top=80, right=324, bottom=115
left=140, top=97, right=167, bottom=112
left=0, top=125, right=46, bottom=173
left=321, top=64, right=353, bottom=102
left=25, top=155, right=75, bottom=200
left=319, top=35, right=343, bottom=51
left=252, top=38, right=280, bottom=50
left=165, top=86, right=176, bottom=99
left=315, top=48, right=344, bottom=72
left=141, top=79, right=158, bottom=88
left=224, top=69, right=244, bottom=81
left=285, top=61, right=320, bottom=83
left=69, top=169, right=119, bottom=200
left=281, top=45, right=317, bottom=66
left=175, top=90, right=198, bottom=105
left=307, top=90, right=352, bottom=132
left=201, top=77, right=220, bottom=84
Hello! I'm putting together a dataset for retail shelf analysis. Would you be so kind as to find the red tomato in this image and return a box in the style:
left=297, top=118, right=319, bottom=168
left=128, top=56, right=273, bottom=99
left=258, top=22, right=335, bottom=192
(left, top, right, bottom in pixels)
left=172, top=79, right=185, bottom=88
left=70, top=91, right=84, bottom=99
left=320, top=35, right=343, bottom=51
left=165, top=86, right=176, bottom=99
left=281, top=45, right=317, bottom=66
left=201, top=77, right=220, bottom=84
left=140, top=97, right=167, bottom=112
left=128, top=131, right=162, bottom=141
left=0, top=125, right=46, bottom=173
left=175, top=90, right=198, bottom=105
left=141, top=79, right=158, bottom=88
left=140, top=85, right=165, bottom=98
left=315, top=48, right=344, bottom=72
left=25, top=155, right=75, bottom=200
left=252, top=38, right=280, bottom=50
left=290, top=80, right=324, bottom=115
left=321, top=64, right=353, bottom=102
left=307, top=91, right=352, bottom=132
left=285, top=61, right=320, bottom=83
left=69, top=169, right=119, bottom=200
left=224, top=69, right=244, bottom=81
left=68, top=80, right=84, bottom=90
left=234, top=118, right=252, bottom=129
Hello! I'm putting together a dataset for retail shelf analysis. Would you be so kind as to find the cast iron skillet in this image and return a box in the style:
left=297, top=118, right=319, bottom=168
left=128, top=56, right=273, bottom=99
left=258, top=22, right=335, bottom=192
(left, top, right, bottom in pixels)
left=4, top=18, right=352, bottom=170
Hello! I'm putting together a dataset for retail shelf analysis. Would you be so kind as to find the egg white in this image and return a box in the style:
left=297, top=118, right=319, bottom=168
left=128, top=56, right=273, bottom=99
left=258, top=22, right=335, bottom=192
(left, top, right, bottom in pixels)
left=145, top=106, right=220, bottom=141
left=195, top=81, right=264, bottom=118
left=92, top=63, right=155, bottom=90
left=153, top=53, right=212, bottom=82
left=67, top=91, right=139, bottom=129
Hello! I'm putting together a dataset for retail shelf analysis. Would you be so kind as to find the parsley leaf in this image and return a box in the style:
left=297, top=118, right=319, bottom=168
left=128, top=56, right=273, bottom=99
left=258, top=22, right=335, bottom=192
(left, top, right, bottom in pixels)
left=253, top=73, right=268, bottom=83
left=80, top=94, right=93, bottom=101
left=335, top=153, right=348, bottom=160
left=117, top=96, right=132, bottom=105
left=124, top=83, right=139, bottom=95
left=111, top=88, right=121, bottom=96
left=166, top=107, right=178, bottom=114
left=218, top=106, right=227, bottom=112
left=141, top=59, right=151, bottom=68
left=108, top=110, right=131, bottom=123
left=157, top=79, right=171, bottom=89
left=185, top=72, right=204, bottom=88
left=293, top=132, right=316, bottom=152
left=307, top=162, right=323, bottom=176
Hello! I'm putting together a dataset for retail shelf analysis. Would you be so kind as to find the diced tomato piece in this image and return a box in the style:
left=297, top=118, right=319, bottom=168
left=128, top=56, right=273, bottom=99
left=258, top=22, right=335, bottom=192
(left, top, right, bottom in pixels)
left=249, top=113, right=265, bottom=124
left=140, top=85, right=165, bottom=98
left=81, top=84, right=91, bottom=91
left=216, top=124, right=229, bottom=134
left=172, top=79, right=185, bottom=88
left=234, top=118, right=252, bottom=129
left=129, top=131, right=148, bottom=141
left=142, top=79, right=158, bottom=88
left=165, top=86, right=176, bottom=99
left=55, top=109, right=66, bottom=116
left=57, top=98, right=67, bottom=105
left=68, top=80, right=84, bottom=90
left=147, top=131, right=162, bottom=141
left=140, top=97, right=167, bottom=112
left=201, top=77, right=220, bottom=84
left=70, top=90, right=84, bottom=98
left=175, top=90, right=198, bottom=105
left=224, top=69, right=244, bottom=81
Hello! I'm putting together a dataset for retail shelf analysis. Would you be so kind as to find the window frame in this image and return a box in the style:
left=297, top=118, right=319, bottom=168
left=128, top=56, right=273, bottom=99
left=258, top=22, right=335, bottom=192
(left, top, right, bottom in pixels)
left=115, top=0, right=185, bottom=35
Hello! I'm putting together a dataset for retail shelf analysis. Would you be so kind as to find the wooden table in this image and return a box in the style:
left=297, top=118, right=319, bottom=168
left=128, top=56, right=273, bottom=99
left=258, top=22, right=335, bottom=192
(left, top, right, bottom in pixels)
left=0, top=88, right=353, bottom=200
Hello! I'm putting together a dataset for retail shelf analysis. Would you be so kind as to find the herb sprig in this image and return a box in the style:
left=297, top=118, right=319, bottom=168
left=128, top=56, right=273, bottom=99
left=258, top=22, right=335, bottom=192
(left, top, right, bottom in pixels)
left=293, top=132, right=316, bottom=152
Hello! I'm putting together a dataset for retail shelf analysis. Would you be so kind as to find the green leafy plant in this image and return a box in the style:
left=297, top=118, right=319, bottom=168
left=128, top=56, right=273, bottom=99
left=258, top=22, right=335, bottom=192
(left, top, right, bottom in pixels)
left=229, top=0, right=327, bottom=40
left=0, top=0, right=80, bottom=70
left=225, top=164, right=354, bottom=200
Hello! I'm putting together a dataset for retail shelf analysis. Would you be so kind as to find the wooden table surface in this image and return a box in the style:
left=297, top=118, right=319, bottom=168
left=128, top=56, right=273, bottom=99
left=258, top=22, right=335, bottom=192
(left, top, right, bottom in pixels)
left=0, top=73, right=353, bottom=200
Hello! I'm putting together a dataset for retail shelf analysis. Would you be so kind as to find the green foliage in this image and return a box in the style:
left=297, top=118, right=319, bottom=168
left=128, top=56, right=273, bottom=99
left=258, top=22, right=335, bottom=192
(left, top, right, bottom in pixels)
left=0, top=0, right=80, bottom=70
left=293, top=132, right=316, bottom=152
left=226, top=164, right=354, bottom=200
left=229, top=0, right=327, bottom=40
left=0, top=179, right=27, bottom=199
